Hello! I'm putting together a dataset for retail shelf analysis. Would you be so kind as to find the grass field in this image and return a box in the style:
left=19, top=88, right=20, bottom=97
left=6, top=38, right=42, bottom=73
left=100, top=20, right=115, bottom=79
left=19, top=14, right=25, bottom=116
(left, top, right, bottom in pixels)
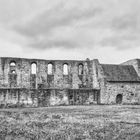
left=0, top=105, right=140, bottom=140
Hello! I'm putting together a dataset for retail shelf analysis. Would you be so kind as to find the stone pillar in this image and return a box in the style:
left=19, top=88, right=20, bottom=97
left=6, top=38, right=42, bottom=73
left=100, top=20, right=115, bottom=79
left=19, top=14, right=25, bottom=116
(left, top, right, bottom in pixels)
left=92, top=59, right=107, bottom=104
left=92, top=59, right=100, bottom=89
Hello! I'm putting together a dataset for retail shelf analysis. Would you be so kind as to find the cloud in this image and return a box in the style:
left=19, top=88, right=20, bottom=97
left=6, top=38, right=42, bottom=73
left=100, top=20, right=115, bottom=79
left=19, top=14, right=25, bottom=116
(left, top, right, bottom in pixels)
left=14, top=1, right=102, bottom=36
left=111, top=14, right=138, bottom=31
left=12, top=0, right=104, bottom=49
left=2, top=0, right=140, bottom=52
left=1, top=0, right=140, bottom=64
left=100, top=10, right=140, bottom=49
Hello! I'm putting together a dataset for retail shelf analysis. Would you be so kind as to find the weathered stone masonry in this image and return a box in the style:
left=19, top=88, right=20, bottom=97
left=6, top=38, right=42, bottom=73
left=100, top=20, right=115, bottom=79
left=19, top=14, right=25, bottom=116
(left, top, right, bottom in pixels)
left=0, top=57, right=140, bottom=107
left=0, top=57, right=100, bottom=107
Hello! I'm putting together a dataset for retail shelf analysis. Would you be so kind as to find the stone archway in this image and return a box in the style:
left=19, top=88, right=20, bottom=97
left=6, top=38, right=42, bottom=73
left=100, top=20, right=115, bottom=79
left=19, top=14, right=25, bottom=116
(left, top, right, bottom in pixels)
left=116, top=94, right=123, bottom=104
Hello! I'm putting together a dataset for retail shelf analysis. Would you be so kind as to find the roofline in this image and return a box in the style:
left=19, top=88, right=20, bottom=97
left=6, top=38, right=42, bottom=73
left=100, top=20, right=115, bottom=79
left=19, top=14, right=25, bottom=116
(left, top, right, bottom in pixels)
left=0, top=57, right=95, bottom=62
left=101, top=64, right=133, bottom=67
left=121, top=58, right=140, bottom=65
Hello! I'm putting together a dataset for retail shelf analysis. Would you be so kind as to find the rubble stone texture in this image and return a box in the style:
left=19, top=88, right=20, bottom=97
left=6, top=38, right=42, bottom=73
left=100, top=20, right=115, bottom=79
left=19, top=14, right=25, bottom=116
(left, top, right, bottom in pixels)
left=0, top=57, right=139, bottom=107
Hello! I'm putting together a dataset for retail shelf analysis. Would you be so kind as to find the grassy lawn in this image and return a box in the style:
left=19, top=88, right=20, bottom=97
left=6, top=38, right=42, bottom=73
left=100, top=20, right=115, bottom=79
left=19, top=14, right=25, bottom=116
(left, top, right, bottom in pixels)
left=0, top=105, right=140, bottom=140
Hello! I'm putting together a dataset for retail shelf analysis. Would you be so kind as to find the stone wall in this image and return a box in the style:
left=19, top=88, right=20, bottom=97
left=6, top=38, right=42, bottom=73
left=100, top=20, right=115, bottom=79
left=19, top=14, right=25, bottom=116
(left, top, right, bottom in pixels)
left=0, top=57, right=102, bottom=107
left=0, top=88, right=100, bottom=108
left=0, top=89, right=38, bottom=108
left=93, top=61, right=140, bottom=104
left=0, top=57, right=140, bottom=106
left=0, top=89, right=69, bottom=107
left=92, top=60, right=106, bottom=104
left=0, top=57, right=95, bottom=89
left=102, top=82, right=140, bottom=104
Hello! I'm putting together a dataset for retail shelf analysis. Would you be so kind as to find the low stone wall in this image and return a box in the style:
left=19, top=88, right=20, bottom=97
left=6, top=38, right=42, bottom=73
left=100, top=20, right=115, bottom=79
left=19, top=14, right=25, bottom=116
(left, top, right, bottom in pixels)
left=0, top=88, right=100, bottom=108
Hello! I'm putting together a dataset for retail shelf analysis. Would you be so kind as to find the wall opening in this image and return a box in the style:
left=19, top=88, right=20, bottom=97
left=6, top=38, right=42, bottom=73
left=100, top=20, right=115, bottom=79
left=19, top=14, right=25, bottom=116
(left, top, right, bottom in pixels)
left=10, top=61, right=16, bottom=66
left=63, top=64, right=68, bottom=75
left=9, top=61, right=17, bottom=87
left=11, top=70, right=16, bottom=74
left=48, top=63, right=53, bottom=75
left=31, top=63, right=37, bottom=74
left=116, top=94, right=123, bottom=104
left=9, top=61, right=16, bottom=74
left=78, top=64, right=84, bottom=75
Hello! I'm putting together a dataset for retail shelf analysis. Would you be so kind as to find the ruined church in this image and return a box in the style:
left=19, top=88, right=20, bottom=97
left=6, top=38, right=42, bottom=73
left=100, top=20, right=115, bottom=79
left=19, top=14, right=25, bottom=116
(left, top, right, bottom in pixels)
left=0, top=57, right=140, bottom=107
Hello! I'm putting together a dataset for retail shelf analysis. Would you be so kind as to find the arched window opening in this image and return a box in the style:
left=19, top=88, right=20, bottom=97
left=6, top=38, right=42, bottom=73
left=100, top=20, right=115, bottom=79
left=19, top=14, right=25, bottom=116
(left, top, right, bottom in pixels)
left=10, top=61, right=16, bottom=66
left=48, top=63, right=53, bottom=75
left=9, top=61, right=16, bottom=74
left=11, top=70, right=16, bottom=74
left=31, top=63, right=37, bottom=74
left=63, top=64, right=68, bottom=75
left=78, top=64, right=84, bottom=75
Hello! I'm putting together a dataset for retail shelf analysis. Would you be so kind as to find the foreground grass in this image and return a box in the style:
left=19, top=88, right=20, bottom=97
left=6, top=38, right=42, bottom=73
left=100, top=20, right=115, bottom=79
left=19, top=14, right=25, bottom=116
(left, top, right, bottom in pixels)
left=0, top=105, right=140, bottom=140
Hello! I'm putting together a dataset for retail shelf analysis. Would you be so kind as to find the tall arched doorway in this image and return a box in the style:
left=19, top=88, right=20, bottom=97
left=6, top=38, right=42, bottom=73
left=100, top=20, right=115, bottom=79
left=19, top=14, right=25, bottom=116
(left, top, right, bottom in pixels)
left=116, top=94, right=123, bottom=104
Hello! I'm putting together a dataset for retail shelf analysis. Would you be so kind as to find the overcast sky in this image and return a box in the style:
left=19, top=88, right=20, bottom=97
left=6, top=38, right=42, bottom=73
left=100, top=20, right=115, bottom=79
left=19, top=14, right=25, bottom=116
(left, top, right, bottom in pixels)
left=0, top=0, right=140, bottom=64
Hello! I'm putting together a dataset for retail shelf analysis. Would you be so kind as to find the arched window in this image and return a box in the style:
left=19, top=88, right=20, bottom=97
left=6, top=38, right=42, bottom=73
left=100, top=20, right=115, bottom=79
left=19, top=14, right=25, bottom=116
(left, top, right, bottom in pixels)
left=11, top=70, right=16, bottom=74
left=31, top=63, right=37, bottom=74
left=10, top=61, right=16, bottom=66
left=78, top=64, right=84, bottom=75
left=63, top=64, right=68, bottom=75
left=48, top=63, right=53, bottom=75
left=9, top=61, right=16, bottom=74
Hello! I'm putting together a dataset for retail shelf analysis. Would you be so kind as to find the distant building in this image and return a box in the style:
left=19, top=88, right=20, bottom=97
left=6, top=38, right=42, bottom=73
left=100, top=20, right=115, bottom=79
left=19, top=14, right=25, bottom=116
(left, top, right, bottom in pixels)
left=0, top=57, right=140, bottom=107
